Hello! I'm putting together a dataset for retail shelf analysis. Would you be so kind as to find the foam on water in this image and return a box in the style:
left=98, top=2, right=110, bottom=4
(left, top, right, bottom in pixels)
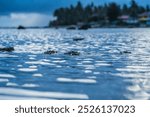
left=113, top=73, right=150, bottom=79
left=87, top=76, right=97, bottom=79
left=6, top=82, right=18, bottom=86
left=29, top=57, right=36, bottom=60
left=84, top=70, right=92, bottom=73
left=25, top=61, right=54, bottom=66
left=0, top=54, right=18, bottom=58
left=57, top=78, right=97, bottom=84
left=22, top=84, right=39, bottom=88
left=0, top=88, right=89, bottom=99
left=0, top=79, right=9, bottom=82
left=52, top=60, right=66, bottom=63
left=17, top=65, right=23, bottom=67
left=0, top=96, right=54, bottom=100
left=29, top=66, right=38, bottom=69
left=0, top=74, right=16, bottom=78
left=32, top=73, right=43, bottom=77
left=18, top=68, right=38, bottom=72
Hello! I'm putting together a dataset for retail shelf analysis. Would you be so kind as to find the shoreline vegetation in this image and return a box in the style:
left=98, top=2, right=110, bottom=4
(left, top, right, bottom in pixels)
left=0, top=0, right=150, bottom=29
left=49, top=0, right=150, bottom=29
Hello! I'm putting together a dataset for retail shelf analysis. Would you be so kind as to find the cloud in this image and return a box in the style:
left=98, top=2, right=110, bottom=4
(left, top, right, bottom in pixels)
left=0, top=13, right=54, bottom=27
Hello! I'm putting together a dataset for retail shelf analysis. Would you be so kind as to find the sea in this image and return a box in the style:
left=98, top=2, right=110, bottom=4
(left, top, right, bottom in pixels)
left=0, top=28, right=150, bottom=100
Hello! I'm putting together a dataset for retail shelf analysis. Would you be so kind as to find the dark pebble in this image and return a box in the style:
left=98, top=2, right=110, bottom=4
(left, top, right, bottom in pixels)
left=0, top=47, right=14, bottom=52
left=17, top=25, right=26, bottom=29
left=120, top=51, right=131, bottom=54
left=44, top=50, right=57, bottom=55
left=64, top=51, right=80, bottom=56
left=73, top=37, right=84, bottom=41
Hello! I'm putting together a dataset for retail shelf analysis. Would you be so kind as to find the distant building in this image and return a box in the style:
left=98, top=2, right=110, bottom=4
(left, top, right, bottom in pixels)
left=118, top=15, right=139, bottom=26
left=139, top=12, right=150, bottom=26
left=118, top=15, right=130, bottom=23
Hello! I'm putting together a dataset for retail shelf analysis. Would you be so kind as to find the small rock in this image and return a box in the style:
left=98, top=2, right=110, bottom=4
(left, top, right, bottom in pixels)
left=0, top=47, right=14, bottom=52
left=78, top=24, right=91, bottom=30
left=44, top=50, right=57, bottom=55
left=73, top=37, right=84, bottom=41
left=17, top=25, right=26, bottom=29
left=67, top=26, right=76, bottom=30
left=120, top=51, right=131, bottom=54
left=65, top=51, right=80, bottom=56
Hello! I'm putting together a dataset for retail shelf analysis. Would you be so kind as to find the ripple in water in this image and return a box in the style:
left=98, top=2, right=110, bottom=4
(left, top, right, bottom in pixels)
left=57, top=77, right=97, bottom=84
left=0, top=74, right=16, bottom=78
left=0, top=88, right=89, bottom=100
left=0, top=29, right=150, bottom=100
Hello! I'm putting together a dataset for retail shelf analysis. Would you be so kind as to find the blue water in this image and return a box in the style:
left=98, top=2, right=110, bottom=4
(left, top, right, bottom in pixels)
left=0, top=28, right=150, bottom=100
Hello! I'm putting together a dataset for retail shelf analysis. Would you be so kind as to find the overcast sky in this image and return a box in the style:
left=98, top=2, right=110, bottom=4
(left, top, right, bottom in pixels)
left=0, top=0, right=149, bottom=27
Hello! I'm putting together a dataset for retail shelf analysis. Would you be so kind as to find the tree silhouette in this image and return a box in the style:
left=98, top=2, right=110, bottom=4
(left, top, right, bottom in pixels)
left=146, top=5, right=150, bottom=12
left=122, top=4, right=129, bottom=15
left=107, top=2, right=120, bottom=22
left=50, top=0, right=150, bottom=27
left=129, top=0, right=139, bottom=18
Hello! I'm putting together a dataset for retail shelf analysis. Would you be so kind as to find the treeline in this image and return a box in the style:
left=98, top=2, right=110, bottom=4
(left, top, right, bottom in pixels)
left=50, top=0, right=150, bottom=26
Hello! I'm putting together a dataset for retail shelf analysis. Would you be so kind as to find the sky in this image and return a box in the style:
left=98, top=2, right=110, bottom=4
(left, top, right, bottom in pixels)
left=0, top=0, right=149, bottom=27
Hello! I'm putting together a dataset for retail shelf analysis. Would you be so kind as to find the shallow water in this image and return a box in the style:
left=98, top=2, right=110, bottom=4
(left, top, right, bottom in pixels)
left=0, top=28, right=150, bottom=100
